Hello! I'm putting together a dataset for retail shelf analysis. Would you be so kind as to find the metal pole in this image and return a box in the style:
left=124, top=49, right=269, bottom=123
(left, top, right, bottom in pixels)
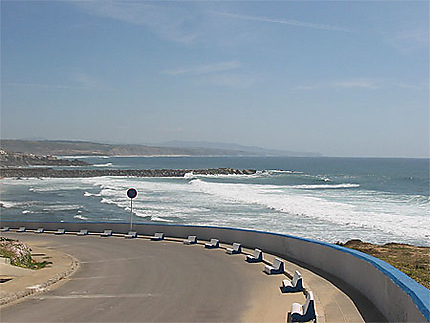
left=130, top=199, right=133, bottom=231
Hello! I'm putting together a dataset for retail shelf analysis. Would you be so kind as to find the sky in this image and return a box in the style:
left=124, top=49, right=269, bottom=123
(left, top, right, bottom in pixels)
left=1, top=1, right=429, bottom=158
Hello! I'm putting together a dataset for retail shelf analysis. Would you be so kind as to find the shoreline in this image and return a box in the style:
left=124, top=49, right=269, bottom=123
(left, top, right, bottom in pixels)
left=0, top=167, right=257, bottom=178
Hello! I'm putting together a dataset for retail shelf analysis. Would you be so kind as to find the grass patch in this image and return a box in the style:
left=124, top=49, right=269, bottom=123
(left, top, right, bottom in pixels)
left=0, top=237, right=52, bottom=269
left=336, top=239, right=430, bottom=289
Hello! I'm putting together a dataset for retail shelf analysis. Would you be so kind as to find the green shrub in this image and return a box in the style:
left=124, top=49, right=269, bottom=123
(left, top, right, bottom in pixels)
left=0, top=237, right=52, bottom=269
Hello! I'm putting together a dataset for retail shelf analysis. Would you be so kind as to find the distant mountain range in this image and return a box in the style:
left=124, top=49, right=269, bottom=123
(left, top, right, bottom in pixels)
left=0, top=139, right=321, bottom=157
left=162, top=141, right=322, bottom=157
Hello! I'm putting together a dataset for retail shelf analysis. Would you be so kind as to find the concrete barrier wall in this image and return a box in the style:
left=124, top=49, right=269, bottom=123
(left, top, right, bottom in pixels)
left=1, top=221, right=429, bottom=322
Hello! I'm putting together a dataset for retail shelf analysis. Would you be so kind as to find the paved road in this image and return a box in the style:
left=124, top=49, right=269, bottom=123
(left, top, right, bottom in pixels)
left=1, top=233, right=303, bottom=322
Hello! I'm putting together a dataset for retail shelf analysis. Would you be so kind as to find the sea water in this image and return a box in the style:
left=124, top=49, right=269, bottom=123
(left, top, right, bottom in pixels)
left=1, top=157, right=428, bottom=246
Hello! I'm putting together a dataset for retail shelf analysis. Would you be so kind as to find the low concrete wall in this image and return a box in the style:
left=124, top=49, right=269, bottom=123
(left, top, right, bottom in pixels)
left=1, top=221, right=429, bottom=322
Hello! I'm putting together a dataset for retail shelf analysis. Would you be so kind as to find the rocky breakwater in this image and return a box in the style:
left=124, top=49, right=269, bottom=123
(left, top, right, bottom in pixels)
left=0, top=167, right=256, bottom=178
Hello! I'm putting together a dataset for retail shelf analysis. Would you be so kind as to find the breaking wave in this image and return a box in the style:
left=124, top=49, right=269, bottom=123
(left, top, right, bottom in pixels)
left=188, top=179, right=429, bottom=243
left=289, top=183, right=360, bottom=189
left=0, top=201, right=19, bottom=208
left=93, top=163, right=114, bottom=167
left=84, top=191, right=102, bottom=197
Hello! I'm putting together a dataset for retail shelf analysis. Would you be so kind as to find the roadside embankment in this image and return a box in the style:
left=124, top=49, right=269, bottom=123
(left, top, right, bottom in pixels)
left=0, top=240, right=79, bottom=306
left=336, top=239, right=430, bottom=289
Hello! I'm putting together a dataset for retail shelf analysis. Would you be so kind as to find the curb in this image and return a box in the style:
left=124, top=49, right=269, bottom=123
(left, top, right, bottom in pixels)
left=0, top=253, right=80, bottom=307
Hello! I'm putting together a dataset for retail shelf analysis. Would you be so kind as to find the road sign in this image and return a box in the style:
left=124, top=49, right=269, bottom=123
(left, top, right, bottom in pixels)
left=127, top=188, right=137, bottom=199
left=127, top=188, right=137, bottom=230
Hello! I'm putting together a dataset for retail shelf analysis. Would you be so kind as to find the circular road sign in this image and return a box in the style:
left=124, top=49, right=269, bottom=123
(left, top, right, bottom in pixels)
left=127, top=188, right=137, bottom=199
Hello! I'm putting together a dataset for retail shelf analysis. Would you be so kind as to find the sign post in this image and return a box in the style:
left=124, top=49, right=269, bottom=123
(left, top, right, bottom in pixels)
left=127, top=188, right=138, bottom=231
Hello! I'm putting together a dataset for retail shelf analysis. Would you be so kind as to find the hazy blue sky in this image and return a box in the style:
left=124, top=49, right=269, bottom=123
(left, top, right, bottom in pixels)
left=1, top=1, right=428, bottom=157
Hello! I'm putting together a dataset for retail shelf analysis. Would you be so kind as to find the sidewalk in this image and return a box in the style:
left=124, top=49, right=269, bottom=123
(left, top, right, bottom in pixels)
left=0, top=240, right=79, bottom=306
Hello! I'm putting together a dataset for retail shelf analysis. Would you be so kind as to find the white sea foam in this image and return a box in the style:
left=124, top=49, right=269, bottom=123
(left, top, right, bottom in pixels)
left=43, top=205, right=82, bottom=211
left=150, top=216, right=174, bottom=223
left=184, top=172, right=195, bottom=179
left=13, top=173, right=426, bottom=246
left=74, top=214, right=88, bottom=220
left=0, top=201, right=19, bottom=208
left=26, top=178, right=90, bottom=192
left=86, top=176, right=430, bottom=245
left=267, top=170, right=300, bottom=175
left=22, top=210, right=32, bottom=214
left=188, top=179, right=430, bottom=243
left=185, top=172, right=259, bottom=180
left=29, top=187, right=59, bottom=192
left=100, top=198, right=118, bottom=205
left=84, top=176, right=215, bottom=222
left=202, top=173, right=259, bottom=179
left=93, top=163, right=113, bottom=167
left=289, top=183, right=360, bottom=189
left=84, top=191, right=102, bottom=197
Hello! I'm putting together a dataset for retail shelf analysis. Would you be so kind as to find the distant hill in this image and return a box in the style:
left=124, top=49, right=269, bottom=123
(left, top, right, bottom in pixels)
left=0, top=140, right=255, bottom=157
left=0, top=139, right=321, bottom=157
left=0, top=149, right=89, bottom=167
left=162, top=140, right=322, bottom=157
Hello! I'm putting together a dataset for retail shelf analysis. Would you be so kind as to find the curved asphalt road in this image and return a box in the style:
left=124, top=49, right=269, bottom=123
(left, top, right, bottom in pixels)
left=1, top=233, right=302, bottom=322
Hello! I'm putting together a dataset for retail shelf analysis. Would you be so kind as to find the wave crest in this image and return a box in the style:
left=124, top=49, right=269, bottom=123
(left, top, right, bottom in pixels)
left=0, top=201, right=18, bottom=208
left=290, top=183, right=360, bottom=189
left=93, top=163, right=113, bottom=167
left=84, top=191, right=102, bottom=197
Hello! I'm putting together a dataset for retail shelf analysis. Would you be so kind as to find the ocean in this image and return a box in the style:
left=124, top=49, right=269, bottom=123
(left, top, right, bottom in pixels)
left=1, top=157, right=429, bottom=246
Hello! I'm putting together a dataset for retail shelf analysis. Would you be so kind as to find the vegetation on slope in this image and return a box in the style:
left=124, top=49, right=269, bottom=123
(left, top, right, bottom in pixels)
left=0, top=237, right=52, bottom=269
left=337, top=239, right=429, bottom=289
left=0, top=139, right=255, bottom=157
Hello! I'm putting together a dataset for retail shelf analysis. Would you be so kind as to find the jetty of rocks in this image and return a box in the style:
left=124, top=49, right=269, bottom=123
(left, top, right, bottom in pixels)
left=0, top=168, right=257, bottom=178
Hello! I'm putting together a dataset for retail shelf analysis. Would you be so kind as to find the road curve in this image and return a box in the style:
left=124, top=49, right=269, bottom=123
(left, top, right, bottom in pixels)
left=1, top=233, right=303, bottom=322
